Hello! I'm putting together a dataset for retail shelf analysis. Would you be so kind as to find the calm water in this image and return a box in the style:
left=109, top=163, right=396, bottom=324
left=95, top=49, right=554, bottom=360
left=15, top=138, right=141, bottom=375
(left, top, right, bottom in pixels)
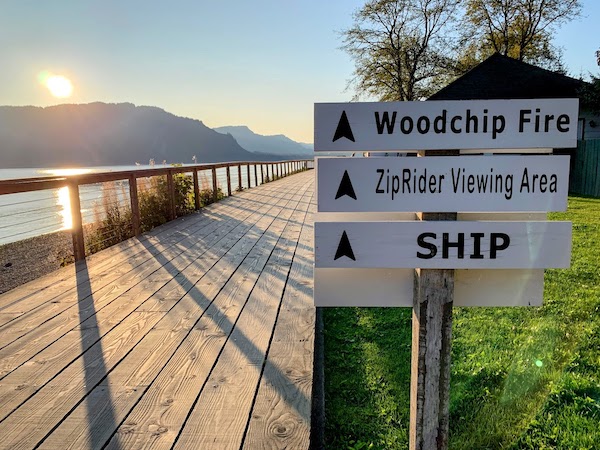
left=0, top=164, right=249, bottom=246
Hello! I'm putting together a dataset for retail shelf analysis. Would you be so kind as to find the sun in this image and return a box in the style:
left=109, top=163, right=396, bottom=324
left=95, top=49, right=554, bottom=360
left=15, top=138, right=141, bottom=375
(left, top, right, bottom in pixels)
left=45, top=75, right=73, bottom=98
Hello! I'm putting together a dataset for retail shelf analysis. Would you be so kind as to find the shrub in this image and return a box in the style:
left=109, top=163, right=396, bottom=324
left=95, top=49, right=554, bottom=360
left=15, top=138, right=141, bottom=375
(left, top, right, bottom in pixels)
left=197, top=187, right=225, bottom=207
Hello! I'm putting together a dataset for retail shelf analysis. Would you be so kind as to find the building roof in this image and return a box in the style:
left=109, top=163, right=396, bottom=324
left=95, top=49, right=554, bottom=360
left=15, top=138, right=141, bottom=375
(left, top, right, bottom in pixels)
left=429, top=53, right=586, bottom=100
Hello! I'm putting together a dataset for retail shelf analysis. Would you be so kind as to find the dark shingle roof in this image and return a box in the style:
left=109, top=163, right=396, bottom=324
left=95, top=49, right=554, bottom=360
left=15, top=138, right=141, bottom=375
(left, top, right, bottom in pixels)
left=429, top=53, right=585, bottom=100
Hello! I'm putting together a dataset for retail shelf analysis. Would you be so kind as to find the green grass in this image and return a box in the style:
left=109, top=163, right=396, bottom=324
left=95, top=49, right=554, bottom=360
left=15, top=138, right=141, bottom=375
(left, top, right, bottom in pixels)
left=323, top=195, right=600, bottom=450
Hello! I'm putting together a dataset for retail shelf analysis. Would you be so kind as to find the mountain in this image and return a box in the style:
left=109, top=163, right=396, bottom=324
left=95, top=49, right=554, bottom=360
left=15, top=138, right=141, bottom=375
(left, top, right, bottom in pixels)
left=0, top=103, right=263, bottom=168
left=214, top=125, right=313, bottom=156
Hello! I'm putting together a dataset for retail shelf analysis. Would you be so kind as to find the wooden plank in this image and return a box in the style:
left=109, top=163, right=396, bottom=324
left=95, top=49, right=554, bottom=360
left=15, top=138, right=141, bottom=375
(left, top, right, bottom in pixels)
left=0, top=176, right=312, bottom=449
left=242, top=194, right=315, bottom=449
left=193, top=170, right=200, bottom=211
left=0, top=180, right=302, bottom=370
left=0, top=179, right=306, bottom=379
left=0, top=203, right=224, bottom=307
left=0, top=200, right=261, bottom=379
left=96, top=182, right=313, bottom=450
left=226, top=166, right=232, bottom=197
left=129, top=175, right=141, bottom=236
left=0, top=178, right=67, bottom=195
left=167, top=172, right=176, bottom=221
left=0, top=310, right=164, bottom=450
left=410, top=208, right=455, bottom=450
left=173, top=189, right=310, bottom=449
left=0, top=198, right=255, bottom=332
left=36, top=178, right=312, bottom=449
left=68, top=181, right=85, bottom=261
left=212, top=167, right=218, bottom=203
left=0, top=181, right=288, bottom=312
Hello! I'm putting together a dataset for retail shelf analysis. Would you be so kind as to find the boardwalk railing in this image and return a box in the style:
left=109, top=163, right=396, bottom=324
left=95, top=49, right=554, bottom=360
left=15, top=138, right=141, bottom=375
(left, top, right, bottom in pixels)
left=0, top=160, right=313, bottom=263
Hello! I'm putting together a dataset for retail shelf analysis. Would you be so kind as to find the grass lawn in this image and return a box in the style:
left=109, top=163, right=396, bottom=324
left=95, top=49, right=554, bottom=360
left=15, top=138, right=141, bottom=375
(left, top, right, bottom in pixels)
left=323, top=195, right=600, bottom=449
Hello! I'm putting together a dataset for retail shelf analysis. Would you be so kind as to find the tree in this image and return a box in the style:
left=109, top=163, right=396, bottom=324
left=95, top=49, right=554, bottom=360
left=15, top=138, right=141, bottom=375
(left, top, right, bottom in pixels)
left=460, top=0, right=582, bottom=71
left=341, top=0, right=460, bottom=101
left=580, top=50, right=600, bottom=114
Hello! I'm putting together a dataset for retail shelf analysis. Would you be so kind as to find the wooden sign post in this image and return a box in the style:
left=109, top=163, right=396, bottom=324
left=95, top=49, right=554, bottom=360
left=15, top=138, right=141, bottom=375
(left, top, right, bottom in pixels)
left=412, top=147, right=456, bottom=450
left=313, top=99, right=577, bottom=450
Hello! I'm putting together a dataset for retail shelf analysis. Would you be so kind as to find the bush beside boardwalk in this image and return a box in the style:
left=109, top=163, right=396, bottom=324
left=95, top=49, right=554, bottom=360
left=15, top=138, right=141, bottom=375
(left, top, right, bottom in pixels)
left=324, top=195, right=600, bottom=449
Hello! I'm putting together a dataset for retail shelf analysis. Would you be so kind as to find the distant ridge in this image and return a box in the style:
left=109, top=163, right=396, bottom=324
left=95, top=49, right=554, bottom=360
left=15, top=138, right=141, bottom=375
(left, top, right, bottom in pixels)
left=214, top=125, right=313, bottom=157
left=0, top=103, right=286, bottom=168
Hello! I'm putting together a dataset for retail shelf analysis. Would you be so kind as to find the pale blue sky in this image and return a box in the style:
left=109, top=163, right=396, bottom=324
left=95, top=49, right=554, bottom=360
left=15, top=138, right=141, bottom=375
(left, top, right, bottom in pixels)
left=0, top=0, right=598, bottom=143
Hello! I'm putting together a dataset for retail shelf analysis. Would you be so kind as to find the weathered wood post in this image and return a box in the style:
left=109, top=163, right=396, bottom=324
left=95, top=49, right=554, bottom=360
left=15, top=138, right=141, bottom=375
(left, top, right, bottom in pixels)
left=254, top=164, right=258, bottom=187
left=68, top=180, right=85, bottom=261
left=211, top=166, right=218, bottom=203
left=238, top=164, right=242, bottom=190
left=409, top=149, right=458, bottom=450
left=193, top=169, right=200, bottom=210
left=128, top=174, right=141, bottom=236
left=260, top=164, right=264, bottom=184
left=226, top=166, right=232, bottom=196
left=247, top=164, right=251, bottom=188
left=166, top=171, right=176, bottom=220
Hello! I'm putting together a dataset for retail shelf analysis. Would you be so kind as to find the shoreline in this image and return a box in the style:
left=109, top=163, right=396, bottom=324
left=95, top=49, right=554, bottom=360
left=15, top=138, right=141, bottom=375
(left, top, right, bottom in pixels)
left=0, top=231, right=74, bottom=294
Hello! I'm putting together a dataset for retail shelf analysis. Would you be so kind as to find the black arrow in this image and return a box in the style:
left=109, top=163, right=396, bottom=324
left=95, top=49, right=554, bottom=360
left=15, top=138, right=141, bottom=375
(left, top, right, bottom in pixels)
left=334, top=230, right=356, bottom=261
left=332, top=110, right=355, bottom=142
left=335, top=170, right=357, bottom=200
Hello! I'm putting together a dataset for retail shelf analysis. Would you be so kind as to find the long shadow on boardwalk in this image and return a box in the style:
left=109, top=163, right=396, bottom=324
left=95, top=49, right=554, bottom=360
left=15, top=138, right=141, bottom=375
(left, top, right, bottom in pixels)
left=76, top=261, right=122, bottom=450
left=130, top=196, right=312, bottom=444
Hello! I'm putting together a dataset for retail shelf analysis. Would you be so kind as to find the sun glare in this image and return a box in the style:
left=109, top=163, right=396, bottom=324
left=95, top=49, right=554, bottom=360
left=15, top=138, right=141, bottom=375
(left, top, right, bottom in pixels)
left=42, top=168, right=93, bottom=177
left=38, top=70, right=73, bottom=98
left=45, top=75, right=73, bottom=98
left=57, top=186, right=73, bottom=229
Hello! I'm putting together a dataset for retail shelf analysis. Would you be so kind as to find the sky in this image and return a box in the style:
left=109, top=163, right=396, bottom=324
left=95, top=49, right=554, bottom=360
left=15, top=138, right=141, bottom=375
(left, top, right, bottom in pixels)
left=0, top=0, right=598, bottom=144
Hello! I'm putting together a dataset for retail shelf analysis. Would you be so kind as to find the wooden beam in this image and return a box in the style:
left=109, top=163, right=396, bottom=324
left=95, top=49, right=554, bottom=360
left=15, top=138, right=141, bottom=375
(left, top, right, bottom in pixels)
left=247, top=164, right=251, bottom=188
left=410, top=150, right=457, bottom=450
left=129, top=175, right=141, bottom=236
left=238, top=164, right=242, bottom=191
left=254, top=164, right=258, bottom=187
left=193, top=169, right=200, bottom=210
left=212, top=167, right=218, bottom=203
left=226, top=166, right=232, bottom=197
left=166, top=171, right=176, bottom=221
left=68, top=181, right=85, bottom=261
left=410, top=214, right=455, bottom=450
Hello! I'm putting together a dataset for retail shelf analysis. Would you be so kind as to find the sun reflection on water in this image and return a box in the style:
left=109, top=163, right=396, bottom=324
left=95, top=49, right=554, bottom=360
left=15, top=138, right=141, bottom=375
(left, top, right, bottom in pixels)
left=41, top=168, right=93, bottom=177
left=57, top=186, right=72, bottom=229
left=46, top=168, right=92, bottom=230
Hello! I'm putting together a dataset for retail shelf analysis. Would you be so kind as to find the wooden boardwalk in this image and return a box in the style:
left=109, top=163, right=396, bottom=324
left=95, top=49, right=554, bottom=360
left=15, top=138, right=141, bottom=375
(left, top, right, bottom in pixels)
left=0, top=171, right=316, bottom=450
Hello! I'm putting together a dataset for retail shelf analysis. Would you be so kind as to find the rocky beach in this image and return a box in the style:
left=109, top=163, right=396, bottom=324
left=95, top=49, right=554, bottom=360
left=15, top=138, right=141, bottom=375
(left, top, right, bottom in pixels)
left=0, top=231, right=74, bottom=294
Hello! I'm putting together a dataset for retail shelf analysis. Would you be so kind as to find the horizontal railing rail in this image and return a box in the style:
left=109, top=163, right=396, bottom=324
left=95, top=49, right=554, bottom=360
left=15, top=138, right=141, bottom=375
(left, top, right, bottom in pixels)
left=0, top=159, right=313, bottom=262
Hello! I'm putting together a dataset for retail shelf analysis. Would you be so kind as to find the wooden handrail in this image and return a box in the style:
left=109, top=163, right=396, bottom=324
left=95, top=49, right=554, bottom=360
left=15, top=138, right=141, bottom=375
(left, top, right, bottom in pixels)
left=0, top=159, right=312, bottom=195
left=0, top=159, right=313, bottom=261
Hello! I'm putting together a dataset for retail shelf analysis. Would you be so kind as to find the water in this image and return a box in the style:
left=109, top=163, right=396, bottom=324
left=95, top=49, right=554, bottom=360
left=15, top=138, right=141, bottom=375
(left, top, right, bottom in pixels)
left=0, top=164, right=253, bottom=246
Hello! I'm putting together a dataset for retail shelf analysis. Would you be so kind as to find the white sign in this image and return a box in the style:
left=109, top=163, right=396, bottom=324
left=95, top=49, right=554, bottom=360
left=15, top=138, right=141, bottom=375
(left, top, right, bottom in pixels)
left=315, top=221, right=571, bottom=269
left=314, top=99, right=579, bottom=151
left=317, top=155, right=570, bottom=212
left=314, top=268, right=544, bottom=307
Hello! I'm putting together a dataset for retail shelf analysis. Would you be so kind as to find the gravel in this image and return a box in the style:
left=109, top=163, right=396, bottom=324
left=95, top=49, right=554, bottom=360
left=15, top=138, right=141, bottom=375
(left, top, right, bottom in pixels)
left=0, top=231, right=74, bottom=294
